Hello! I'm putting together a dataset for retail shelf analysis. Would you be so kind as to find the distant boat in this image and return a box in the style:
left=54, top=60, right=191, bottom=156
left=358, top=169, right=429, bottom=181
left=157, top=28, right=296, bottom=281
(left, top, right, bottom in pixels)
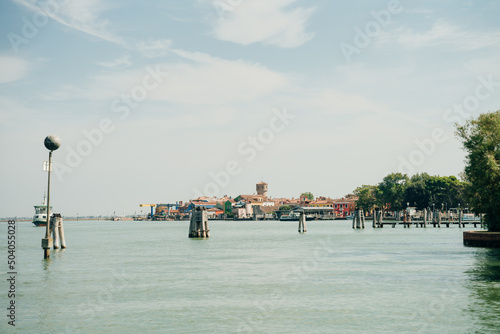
left=280, top=211, right=314, bottom=221
left=33, top=194, right=52, bottom=226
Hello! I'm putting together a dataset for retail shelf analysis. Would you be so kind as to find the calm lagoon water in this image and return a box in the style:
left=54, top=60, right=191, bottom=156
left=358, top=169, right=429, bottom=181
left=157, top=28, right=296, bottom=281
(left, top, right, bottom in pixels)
left=2, top=220, right=500, bottom=333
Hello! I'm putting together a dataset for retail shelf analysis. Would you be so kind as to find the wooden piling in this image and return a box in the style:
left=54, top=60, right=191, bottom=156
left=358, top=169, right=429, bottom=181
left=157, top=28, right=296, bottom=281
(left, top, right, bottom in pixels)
left=298, top=212, right=307, bottom=233
left=406, top=212, right=411, bottom=228
left=50, top=214, right=65, bottom=249
left=352, top=209, right=365, bottom=229
left=372, top=209, right=381, bottom=228
left=188, top=207, right=210, bottom=238
left=58, top=215, right=66, bottom=248
left=52, top=215, right=59, bottom=249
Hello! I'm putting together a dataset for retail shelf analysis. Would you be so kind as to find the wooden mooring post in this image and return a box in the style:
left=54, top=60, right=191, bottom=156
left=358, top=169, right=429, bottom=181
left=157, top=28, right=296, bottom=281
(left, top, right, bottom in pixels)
left=51, top=213, right=66, bottom=249
left=432, top=210, right=442, bottom=228
left=403, top=211, right=411, bottom=228
left=188, top=207, right=210, bottom=238
left=372, top=209, right=383, bottom=228
left=298, top=212, right=307, bottom=233
left=352, top=209, right=365, bottom=229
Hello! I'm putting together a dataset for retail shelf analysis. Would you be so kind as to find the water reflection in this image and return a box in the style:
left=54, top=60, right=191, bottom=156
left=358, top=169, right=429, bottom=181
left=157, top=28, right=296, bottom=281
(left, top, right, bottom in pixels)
left=469, top=249, right=500, bottom=282
left=39, top=255, right=58, bottom=333
left=466, top=249, right=500, bottom=332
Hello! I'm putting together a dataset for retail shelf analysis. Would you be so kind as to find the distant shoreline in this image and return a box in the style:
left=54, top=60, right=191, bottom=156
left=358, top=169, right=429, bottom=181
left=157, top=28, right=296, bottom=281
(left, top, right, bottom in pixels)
left=0, top=218, right=112, bottom=222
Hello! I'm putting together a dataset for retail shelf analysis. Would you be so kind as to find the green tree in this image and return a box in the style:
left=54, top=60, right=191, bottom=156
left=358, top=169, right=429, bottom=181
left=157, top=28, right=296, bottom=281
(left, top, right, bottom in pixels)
left=456, top=111, right=500, bottom=231
left=354, top=185, right=378, bottom=211
left=279, top=205, right=291, bottom=211
left=377, top=173, right=409, bottom=212
left=300, top=192, right=314, bottom=200
left=403, top=173, right=431, bottom=209
left=224, top=201, right=232, bottom=214
left=425, top=175, right=466, bottom=210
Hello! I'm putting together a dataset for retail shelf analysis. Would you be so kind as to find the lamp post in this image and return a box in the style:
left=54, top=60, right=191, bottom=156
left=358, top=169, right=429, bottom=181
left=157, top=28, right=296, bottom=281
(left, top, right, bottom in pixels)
left=42, top=135, right=61, bottom=259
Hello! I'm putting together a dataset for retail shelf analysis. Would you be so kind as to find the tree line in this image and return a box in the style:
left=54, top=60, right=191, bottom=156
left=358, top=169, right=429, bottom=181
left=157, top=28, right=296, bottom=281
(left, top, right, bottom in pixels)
left=353, top=109, right=500, bottom=233
left=353, top=172, right=468, bottom=212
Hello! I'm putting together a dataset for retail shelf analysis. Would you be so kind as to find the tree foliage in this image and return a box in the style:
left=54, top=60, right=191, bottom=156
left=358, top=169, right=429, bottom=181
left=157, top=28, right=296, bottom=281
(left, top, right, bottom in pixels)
left=300, top=192, right=314, bottom=200
left=377, top=173, right=409, bottom=211
left=403, top=173, right=431, bottom=209
left=353, top=185, right=378, bottom=210
left=456, top=111, right=500, bottom=231
left=353, top=172, right=468, bottom=213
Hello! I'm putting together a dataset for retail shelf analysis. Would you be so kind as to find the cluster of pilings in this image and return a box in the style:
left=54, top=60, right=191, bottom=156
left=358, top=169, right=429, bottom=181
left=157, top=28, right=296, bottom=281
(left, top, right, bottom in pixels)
left=372, top=209, right=383, bottom=228
left=41, top=213, right=67, bottom=253
left=188, top=207, right=210, bottom=238
left=51, top=213, right=66, bottom=249
left=352, top=209, right=365, bottom=229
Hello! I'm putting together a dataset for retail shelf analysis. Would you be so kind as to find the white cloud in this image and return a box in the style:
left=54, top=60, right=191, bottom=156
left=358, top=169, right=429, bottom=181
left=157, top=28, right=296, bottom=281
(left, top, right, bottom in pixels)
left=311, top=90, right=387, bottom=115
left=44, top=49, right=290, bottom=105
left=210, top=0, right=315, bottom=47
left=0, top=95, right=36, bottom=128
left=136, top=39, right=172, bottom=58
left=13, top=0, right=125, bottom=45
left=383, top=20, right=500, bottom=50
left=97, top=55, right=132, bottom=68
left=0, top=56, right=29, bottom=83
left=149, top=49, right=290, bottom=104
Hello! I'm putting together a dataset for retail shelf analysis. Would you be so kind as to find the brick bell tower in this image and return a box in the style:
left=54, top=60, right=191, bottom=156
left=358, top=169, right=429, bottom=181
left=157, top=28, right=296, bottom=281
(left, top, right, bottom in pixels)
left=256, top=181, right=268, bottom=197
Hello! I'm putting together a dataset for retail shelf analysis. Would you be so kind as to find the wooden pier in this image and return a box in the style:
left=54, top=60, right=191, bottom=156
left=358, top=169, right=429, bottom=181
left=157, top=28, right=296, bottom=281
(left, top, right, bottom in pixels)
left=374, top=220, right=482, bottom=228
left=369, top=210, right=482, bottom=228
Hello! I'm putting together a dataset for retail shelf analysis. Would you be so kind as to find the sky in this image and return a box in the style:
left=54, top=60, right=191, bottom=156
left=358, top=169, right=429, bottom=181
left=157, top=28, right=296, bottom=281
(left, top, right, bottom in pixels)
left=1, top=0, right=500, bottom=218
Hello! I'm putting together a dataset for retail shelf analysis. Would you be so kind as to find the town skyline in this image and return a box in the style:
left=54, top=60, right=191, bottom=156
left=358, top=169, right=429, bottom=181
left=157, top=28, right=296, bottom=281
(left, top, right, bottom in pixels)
left=2, top=1, right=500, bottom=217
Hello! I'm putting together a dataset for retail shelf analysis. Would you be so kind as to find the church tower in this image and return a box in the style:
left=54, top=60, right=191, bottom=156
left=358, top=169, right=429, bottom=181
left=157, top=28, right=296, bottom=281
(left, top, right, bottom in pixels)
left=256, top=181, right=268, bottom=197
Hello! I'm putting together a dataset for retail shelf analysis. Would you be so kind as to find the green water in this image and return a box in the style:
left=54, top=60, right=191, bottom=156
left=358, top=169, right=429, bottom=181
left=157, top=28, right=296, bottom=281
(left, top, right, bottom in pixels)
left=2, top=220, right=500, bottom=333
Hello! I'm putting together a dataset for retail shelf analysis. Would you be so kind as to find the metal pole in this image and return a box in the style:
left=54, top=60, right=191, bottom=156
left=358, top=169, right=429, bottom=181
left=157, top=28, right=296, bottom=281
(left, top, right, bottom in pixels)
left=44, top=151, right=52, bottom=259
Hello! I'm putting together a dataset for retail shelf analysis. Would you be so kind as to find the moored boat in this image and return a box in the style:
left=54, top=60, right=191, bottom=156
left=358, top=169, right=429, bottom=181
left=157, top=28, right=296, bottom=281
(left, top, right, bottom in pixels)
left=33, top=194, right=52, bottom=226
left=280, top=211, right=315, bottom=221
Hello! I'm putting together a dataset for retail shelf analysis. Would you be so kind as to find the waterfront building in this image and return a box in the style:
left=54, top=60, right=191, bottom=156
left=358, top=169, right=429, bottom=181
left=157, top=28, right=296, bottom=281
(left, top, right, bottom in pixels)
left=332, top=196, right=357, bottom=218
left=232, top=201, right=253, bottom=219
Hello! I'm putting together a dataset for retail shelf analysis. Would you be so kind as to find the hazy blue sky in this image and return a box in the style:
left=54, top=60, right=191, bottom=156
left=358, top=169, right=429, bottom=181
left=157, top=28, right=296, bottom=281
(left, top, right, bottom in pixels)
left=1, top=0, right=500, bottom=217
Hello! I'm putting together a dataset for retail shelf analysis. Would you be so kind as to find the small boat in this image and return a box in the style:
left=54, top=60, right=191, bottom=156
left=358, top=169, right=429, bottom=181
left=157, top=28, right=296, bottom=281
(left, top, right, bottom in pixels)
left=280, top=211, right=314, bottom=221
left=33, top=194, right=52, bottom=226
